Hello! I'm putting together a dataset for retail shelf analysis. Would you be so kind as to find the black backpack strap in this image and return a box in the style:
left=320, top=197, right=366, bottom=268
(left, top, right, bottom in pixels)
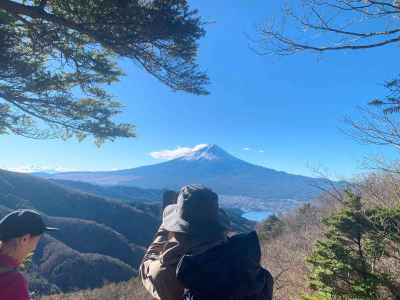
left=256, top=268, right=274, bottom=300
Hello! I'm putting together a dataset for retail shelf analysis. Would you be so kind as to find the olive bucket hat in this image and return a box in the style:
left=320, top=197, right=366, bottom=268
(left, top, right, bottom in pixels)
left=161, top=184, right=230, bottom=238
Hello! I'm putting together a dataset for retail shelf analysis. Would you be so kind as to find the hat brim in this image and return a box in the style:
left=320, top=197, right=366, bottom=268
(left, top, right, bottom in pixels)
left=44, top=227, right=59, bottom=232
left=161, top=204, right=230, bottom=235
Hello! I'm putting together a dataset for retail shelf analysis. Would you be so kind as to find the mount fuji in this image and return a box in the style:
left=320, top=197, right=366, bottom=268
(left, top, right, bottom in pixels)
left=41, top=144, right=338, bottom=203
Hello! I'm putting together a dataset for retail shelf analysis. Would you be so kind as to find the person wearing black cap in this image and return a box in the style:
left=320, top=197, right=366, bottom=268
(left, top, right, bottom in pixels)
left=0, top=209, right=58, bottom=300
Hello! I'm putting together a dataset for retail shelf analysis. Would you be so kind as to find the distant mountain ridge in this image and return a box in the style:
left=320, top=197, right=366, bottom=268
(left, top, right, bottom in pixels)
left=40, top=144, right=340, bottom=202
left=50, top=179, right=163, bottom=203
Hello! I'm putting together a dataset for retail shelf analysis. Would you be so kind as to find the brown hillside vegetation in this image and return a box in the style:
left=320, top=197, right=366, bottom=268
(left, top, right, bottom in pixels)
left=39, top=171, right=400, bottom=300
left=38, top=278, right=152, bottom=300
left=260, top=203, right=328, bottom=299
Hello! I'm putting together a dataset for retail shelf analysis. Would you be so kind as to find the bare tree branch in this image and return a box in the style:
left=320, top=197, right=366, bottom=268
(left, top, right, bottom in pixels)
left=258, top=0, right=400, bottom=55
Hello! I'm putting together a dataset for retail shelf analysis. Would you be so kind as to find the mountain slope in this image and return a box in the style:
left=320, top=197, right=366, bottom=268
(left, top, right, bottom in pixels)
left=0, top=169, right=160, bottom=247
left=50, top=179, right=163, bottom=203
left=0, top=205, right=136, bottom=293
left=34, top=235, right=135, bottom=292
left=43, top=216, right=144, bottom=268
left=42, top=144, right=337, bottom=201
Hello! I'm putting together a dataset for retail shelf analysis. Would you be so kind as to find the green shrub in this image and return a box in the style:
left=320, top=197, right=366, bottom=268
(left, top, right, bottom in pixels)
left=307, top=191, right=400, bottom=299
left=259, top=214, right=286, bottom=240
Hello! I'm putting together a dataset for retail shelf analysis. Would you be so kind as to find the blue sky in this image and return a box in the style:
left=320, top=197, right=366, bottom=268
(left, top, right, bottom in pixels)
left=1, top=0, right=399, bottom=179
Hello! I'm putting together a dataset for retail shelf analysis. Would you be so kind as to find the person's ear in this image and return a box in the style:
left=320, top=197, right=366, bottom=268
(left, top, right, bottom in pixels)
left=19, top=234, right=31, bottom=246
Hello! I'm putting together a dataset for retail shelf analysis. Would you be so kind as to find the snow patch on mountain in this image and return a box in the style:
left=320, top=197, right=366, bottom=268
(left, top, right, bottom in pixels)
left=149, top=144, right=210, bottom=160
left=179, top=144, right=225, bottom=161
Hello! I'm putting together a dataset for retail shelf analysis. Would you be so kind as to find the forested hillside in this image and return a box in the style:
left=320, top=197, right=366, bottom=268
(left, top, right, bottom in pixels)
left=0, top=169, right=159, bottom=293
left=0, top=169, right=160, bottom=245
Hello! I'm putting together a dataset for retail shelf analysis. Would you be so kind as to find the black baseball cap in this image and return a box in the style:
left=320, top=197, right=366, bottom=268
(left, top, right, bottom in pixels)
left=0, top=209, right=58, bottom=241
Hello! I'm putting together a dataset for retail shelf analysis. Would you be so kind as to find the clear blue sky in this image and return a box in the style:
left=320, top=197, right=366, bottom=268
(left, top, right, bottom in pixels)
left=1, top=0, right=399, bottom=179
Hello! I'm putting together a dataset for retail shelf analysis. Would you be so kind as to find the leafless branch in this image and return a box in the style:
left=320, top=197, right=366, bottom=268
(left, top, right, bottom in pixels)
left=258, top=0, right=400, bottom=55
left=344, top=106, right=400, bottom=152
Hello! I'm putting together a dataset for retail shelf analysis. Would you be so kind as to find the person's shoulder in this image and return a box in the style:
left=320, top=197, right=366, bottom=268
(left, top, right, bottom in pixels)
left=11, top=271, right=30, bottom=300
left=8, top=270, right=28, bottom=289
left=0, top=270, right=30, bottom=300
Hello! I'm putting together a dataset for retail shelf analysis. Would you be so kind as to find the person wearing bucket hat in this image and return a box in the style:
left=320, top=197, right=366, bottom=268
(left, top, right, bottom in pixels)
left=161, top=185, right=230, bottom=238
left=140, top=185, right=231, bottom=300
left=0, top=209, right=58, bottom=300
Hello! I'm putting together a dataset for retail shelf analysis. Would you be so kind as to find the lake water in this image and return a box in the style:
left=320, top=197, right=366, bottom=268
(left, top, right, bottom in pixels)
left=242, top=211, right=273, bottom=222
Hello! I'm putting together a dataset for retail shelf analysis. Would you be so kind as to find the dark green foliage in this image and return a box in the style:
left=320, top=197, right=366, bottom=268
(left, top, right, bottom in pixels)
left=307, top=191, right=400, bottom=299
left=0, top=0, right=208, bottom=143
left=259, top=214, right=285, bottom=240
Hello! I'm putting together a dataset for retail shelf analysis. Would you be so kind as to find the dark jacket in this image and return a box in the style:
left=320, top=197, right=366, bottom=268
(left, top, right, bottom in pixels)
left=176, top=231, right=273, bottom=300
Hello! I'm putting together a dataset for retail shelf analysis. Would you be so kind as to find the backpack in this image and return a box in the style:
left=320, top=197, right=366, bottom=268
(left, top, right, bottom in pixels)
left=176, top=231, right=273, bottom=300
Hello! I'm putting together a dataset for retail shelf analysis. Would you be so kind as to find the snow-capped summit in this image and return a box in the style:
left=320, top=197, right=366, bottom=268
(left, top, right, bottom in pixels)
left=178, top=144, right=236, bottom=161
left=40, top=144, right=339, bottom=201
